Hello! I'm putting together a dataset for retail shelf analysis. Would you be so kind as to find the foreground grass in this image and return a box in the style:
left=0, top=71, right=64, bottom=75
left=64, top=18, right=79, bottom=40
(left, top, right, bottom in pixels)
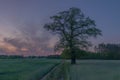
left=41, top=61, right=70, bottom=80
left=0, top=58, right=60, bottom=80
left=1, top=59, right=120, bottom=80
left=70, top=60, right=120, bottom=80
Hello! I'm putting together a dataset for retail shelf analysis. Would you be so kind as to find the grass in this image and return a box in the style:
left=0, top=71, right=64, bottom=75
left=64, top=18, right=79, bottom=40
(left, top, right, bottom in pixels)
left=1, top=59, right=120, bottom=80
left=41, top=61, right=70, bottom=80
left=70, top=60, right=120, bottom=80
left=0, top=58, right=60, bottom=80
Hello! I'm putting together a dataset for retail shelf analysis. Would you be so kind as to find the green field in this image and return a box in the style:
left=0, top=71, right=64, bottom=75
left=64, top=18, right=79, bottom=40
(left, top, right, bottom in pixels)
left=0, top=59, right=60, bottom=80
left=70, top=60, right=120, bottom=80
left=1, top=59, right=120, bottom=80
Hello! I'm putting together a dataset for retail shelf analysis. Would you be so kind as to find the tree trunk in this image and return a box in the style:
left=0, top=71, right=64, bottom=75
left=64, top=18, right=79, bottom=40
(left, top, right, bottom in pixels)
left=71, top=56, right=76, bottom=64
left=71, top=50, right=76, bottom=64
left=69, top=39, right=76, bottom=64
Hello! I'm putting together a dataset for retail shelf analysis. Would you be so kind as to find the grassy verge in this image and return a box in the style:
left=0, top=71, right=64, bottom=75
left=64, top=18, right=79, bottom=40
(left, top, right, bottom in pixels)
left=41, top=61, right=70, bottom=80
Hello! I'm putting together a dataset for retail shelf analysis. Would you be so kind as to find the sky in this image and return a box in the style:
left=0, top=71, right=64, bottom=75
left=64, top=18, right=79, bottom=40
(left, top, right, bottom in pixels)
left=0, top=0, right=120, bottom=56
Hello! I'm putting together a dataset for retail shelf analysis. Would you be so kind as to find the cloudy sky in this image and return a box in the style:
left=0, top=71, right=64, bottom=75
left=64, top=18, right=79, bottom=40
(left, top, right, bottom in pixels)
left=0, top=0, right=120, bottom=56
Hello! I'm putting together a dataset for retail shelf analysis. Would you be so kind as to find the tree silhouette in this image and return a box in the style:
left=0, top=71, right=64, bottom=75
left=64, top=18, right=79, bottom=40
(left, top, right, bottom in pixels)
left=44, top=7, right=102, bottom=64
left=95, top=43, right=120, bottom=59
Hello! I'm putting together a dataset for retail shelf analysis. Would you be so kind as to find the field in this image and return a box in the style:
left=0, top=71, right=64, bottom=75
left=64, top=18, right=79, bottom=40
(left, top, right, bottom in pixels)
left=70, top=60, right=120, bottom=80
left=1, top=59, right=120, bottom=80
left=0, top=58, right=60, bottom=80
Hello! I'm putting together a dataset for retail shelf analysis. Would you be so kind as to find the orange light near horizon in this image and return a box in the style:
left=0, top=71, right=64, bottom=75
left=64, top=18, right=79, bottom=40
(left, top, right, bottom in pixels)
left=0, top=41, right=17, bottom=53
left=21, top=48, right=28, bottom=51
left=5, top=46, right=17, bottom=53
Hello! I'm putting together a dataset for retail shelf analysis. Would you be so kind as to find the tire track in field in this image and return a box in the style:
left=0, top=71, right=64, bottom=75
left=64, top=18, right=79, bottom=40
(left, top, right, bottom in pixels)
left=40, top=63, right=61, bottom=80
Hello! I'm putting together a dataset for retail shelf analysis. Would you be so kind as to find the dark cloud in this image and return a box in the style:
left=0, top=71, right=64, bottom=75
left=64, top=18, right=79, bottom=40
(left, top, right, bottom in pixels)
left=0, top=23, right=58, bottom=56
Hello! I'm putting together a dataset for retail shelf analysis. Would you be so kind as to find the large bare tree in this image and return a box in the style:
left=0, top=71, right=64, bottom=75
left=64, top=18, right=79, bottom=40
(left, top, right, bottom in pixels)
left=44, top=7, right=102, bottom=64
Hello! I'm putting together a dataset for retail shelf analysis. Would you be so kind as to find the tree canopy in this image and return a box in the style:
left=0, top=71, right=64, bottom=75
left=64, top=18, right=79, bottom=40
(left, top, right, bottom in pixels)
left=44, top=7, right=102, bottom=64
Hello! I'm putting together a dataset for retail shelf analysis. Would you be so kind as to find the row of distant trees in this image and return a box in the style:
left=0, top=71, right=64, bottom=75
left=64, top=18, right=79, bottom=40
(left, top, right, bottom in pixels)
left=0, top=43, right=120, bottom=60
left=0, top=55, right=24, bottom=59
left=0, top=55, right=61, bottom=59
left=0, top=43, right=120, bottom=59
left=61, top=43, right=120, bottom=60
left=94, top=43, right=120, bottom=59
left=0, top=55, right=44, bottom=59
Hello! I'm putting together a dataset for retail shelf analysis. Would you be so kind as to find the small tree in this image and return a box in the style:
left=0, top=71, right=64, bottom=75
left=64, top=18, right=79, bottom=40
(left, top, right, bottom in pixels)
left=44, top=7, right=102, bottom=64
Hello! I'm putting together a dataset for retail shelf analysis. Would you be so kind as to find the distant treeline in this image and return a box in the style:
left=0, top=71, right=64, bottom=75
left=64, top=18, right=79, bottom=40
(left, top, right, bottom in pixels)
left=61, top=43, right=120, bottom=60
left=0, top=55, right=24, bottom=59
left=0, top=55, right=61, bottom=59
left=0, top=43, right=120, bottom=60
